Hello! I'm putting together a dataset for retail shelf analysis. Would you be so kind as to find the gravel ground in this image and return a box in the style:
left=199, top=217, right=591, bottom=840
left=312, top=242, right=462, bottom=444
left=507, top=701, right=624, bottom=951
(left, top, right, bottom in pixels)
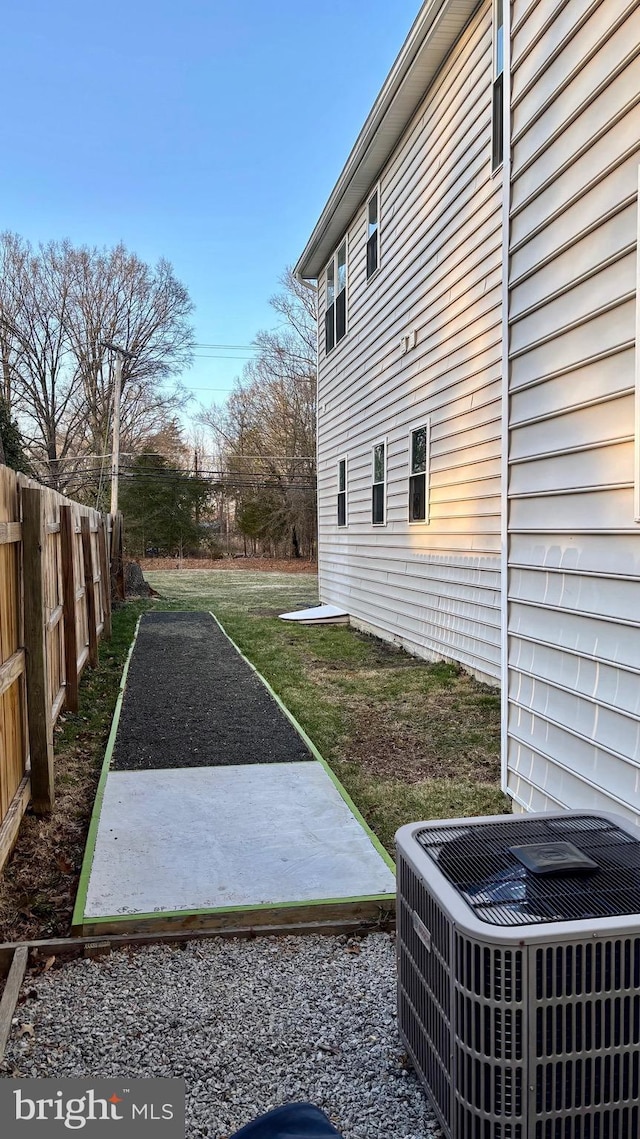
left=3, top=933, right=439, bottom=1139
left=112, top=612, right=312, bottom=770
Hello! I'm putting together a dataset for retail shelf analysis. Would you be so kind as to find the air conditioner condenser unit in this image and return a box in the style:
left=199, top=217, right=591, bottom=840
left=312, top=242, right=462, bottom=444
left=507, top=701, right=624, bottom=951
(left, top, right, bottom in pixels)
left=396, top=811, right=640, bottom=1139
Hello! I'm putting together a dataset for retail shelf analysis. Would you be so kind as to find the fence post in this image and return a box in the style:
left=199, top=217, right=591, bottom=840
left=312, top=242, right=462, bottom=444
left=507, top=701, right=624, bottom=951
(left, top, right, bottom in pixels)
left=60, top=505, right=79, bottom=713
left=22, top=487, right=55, bottom=814
left=80, top=516, right=98, bottom=669
left=97, top=515, right=112, bottom=639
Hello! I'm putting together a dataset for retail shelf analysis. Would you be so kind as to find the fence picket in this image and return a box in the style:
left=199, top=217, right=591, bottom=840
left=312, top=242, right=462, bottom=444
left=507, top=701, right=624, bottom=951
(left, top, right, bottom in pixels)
left=81, top=515, right=98, bottom=669
left=22, top=487, right=55, bottom=815
left=60, top=506, right=79, bottom=713
left=0, top=467, right=120, bottom=864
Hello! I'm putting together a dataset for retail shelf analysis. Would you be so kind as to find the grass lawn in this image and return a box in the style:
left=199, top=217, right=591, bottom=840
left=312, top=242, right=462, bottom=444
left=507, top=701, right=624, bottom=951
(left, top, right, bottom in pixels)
left=146, top=570, right=510, bottom=852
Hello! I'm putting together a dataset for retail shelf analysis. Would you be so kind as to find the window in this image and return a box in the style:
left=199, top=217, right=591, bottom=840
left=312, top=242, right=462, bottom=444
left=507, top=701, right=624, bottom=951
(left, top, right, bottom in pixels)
left=337, top=458, right=347, bottom=527
left=372, top=441, right=386, bottom=525
left=492, top=0, right=504, bottom=170
left=325, top=240, right=347, bottom=354
left=366, top=188, right=379, bottom=279
left=409, top=424, right=430, bottom=523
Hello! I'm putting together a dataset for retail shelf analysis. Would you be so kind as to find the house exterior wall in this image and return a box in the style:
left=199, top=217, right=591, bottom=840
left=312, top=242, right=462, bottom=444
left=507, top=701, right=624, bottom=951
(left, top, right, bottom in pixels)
left=505, top=0, right=640, bottom=823
left=316, top=0, right=503, bottom=683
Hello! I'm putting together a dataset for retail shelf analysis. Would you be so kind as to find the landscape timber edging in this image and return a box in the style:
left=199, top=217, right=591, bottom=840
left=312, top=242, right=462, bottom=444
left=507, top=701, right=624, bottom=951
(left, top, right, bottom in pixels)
left=71, top=616, right=142, bottom=931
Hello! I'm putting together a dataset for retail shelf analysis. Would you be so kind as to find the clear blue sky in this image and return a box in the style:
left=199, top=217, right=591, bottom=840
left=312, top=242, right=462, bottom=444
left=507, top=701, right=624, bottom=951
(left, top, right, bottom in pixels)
left=3, top=0, right=419, bottom=419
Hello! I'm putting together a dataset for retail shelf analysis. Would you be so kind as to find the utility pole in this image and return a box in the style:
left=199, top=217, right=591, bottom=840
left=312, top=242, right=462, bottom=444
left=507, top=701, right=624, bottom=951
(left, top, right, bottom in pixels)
left=194, top=449, right=200, bottom=529
left=110, top=351, right=123, bottom=516
left=100, top=341, right=133, bottom=515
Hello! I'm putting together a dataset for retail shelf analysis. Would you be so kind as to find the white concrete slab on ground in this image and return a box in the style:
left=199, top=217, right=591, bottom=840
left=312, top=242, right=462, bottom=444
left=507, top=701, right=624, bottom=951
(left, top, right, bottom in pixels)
left=279, top=603, right=349, bottom=624
left=83, top=762, right=395, bottom=919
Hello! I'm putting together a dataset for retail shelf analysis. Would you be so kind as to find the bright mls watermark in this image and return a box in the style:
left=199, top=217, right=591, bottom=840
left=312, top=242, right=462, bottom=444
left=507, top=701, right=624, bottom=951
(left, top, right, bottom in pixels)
left=1, top=1079, right=185, bottom=1137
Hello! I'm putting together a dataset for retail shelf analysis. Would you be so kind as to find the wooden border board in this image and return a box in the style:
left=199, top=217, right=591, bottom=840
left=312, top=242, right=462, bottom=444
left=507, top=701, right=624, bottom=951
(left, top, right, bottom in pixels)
left=0, top=946, right=28, bottom=1061
left=0, top=907, right=395, bottom=984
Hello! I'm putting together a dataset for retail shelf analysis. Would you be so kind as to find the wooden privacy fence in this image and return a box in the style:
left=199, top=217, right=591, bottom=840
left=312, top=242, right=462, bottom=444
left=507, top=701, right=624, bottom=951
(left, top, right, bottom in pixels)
left=0, top=465, right=117, bottom=872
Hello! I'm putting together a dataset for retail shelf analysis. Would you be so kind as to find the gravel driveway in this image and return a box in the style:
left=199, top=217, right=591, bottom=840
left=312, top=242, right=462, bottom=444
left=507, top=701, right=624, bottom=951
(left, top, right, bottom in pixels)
left=3, top=933, right=438, bottom=1139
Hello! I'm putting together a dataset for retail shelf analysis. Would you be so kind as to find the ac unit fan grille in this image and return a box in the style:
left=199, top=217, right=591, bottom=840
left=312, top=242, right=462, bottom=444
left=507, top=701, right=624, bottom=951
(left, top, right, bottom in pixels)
left=536, top=994, right=640, bottom=1057
left=415, top=816, right=640, bottom=927
left=535, top=941, right=640, bottom=1000
left=397, top=855, right=452, bottom=1130
left=535, top=1108, right=639, bottom=1138
left=535, top=1053, right=640, bottom=1113
left=457, top=1105, right=523, bottom=1138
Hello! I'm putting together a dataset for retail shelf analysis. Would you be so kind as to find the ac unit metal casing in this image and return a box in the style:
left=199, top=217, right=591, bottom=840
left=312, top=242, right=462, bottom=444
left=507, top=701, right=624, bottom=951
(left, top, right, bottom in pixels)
left=396, top=811, right=640, bottom=1139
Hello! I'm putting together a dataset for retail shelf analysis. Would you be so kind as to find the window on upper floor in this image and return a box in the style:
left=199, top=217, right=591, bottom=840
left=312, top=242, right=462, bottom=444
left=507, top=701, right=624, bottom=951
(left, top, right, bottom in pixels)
left=337, top=457, right=347, bottom=527
left=492, top=0, right=504, bottom=170
left=366, top=188, right=380, bottom=280
left=372, top=440, right=386, bottom=525
left=409, top=423, right=430, bottom=523
left=325, top=240, right=347, bottom=354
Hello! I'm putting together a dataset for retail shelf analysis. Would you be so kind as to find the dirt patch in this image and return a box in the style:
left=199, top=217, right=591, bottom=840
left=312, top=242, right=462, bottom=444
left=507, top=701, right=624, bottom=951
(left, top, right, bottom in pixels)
left=139, top=557, right=317, bottom=574
left=0, top=721, right=109, bottom=941
left=324, top=668, right=500, bottom=786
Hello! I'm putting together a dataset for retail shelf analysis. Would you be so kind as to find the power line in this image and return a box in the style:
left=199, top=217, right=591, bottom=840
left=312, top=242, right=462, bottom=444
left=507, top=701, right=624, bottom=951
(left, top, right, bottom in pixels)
left=193, top=343, right=259, bottom=350
left=45, top=451, right=315, bottom=464
left=57, top=468, right=316, bottom=492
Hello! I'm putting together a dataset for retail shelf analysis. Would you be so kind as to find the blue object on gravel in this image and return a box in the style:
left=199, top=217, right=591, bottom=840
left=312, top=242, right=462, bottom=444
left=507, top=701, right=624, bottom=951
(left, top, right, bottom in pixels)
left=229, top=1103, right=344, bottom=1138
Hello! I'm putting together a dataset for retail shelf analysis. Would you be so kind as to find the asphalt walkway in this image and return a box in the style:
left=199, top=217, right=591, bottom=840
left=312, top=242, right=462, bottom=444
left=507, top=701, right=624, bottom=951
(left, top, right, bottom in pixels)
left=112, top=611, right=313, bottom=769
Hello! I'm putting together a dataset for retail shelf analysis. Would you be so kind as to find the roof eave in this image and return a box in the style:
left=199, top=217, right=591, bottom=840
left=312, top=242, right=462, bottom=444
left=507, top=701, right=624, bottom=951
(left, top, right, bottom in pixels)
left=295, top=0, right=481, bottom=281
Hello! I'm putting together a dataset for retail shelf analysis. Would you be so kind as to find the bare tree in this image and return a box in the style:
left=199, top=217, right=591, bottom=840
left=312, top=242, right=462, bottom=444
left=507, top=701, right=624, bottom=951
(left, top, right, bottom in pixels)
left=66, top=244, right=194, bottom=462
left=201, top=268, right=317, bottom=558
left=0, top=236, right=86, bottom=488
left=0, top=232, right=194, bottom=495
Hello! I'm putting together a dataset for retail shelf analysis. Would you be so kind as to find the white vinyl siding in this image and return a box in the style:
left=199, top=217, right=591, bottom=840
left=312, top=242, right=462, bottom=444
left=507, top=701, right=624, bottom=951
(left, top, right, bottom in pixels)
left=505, top=0, right=640, bottom=825
left=316, top=0, right=502, bottom=682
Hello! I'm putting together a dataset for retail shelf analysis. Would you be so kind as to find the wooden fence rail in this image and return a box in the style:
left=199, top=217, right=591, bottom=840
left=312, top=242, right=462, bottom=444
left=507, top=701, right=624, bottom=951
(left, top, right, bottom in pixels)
left=0, top=466, right=117, bottom=871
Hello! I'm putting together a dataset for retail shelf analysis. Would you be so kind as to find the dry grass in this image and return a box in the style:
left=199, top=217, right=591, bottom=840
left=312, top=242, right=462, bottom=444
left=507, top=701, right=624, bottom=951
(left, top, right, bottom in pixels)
left=138, top=556, right=317, bottom=574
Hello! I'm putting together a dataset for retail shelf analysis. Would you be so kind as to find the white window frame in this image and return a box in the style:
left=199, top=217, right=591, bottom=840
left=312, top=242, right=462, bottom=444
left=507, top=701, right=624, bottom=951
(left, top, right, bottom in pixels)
left=324, top=238, right=348, bottom=355
left=371, top=438, right=387, bottom=526
left=408, top=421, right=430, bottom=525
left=366, top=184, right=381, bottom=282
left=491, top=0, right=504, bottom=172
left=337, top=456, right=348, bottom=528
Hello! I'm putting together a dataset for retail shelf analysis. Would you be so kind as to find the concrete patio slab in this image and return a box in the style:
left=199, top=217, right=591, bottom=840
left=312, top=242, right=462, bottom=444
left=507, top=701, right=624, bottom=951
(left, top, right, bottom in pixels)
left=79, top=761, right=395, bottom=933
